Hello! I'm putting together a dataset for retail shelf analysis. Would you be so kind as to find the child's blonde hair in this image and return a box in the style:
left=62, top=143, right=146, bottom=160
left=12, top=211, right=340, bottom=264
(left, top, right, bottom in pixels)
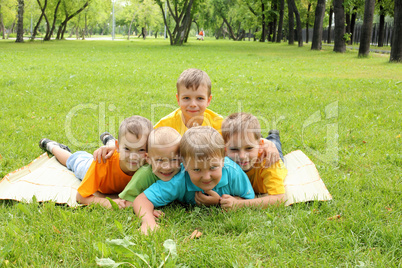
left=176, top=68, right=212, bottom=96
left=118, top=116, right=153, bottom=144
left=221, top=113, right=262, bottom=143
left=180, top=126, right=225, bottom=163
left=148, top=127, right=181, bottom=150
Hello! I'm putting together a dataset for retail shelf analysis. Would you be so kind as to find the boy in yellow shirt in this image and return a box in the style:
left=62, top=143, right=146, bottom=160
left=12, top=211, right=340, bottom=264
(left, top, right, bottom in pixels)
left=39, top=116, right=153, bottom=209
left=218, top=113, right=287, bottom=208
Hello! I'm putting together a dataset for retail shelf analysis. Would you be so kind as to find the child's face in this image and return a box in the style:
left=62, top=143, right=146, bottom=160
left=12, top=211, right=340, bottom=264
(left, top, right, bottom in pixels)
left=176, top=84, right=212, bottom=124
left=147, top=144, right=181, bottom=182
left=117, top=132, right=148, bottom=174
left=225, top=132, right=261, bottom=172
left=185, top=157, right=223, bottom=191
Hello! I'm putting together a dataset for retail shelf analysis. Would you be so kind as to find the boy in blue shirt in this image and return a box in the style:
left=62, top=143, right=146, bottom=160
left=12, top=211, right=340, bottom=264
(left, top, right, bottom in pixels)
left=133, top=126, right=255, bottom=234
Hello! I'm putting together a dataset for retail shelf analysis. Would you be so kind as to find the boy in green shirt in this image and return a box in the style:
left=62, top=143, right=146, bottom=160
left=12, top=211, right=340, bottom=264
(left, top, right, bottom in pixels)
left=117, top=127, right=181, bottom=207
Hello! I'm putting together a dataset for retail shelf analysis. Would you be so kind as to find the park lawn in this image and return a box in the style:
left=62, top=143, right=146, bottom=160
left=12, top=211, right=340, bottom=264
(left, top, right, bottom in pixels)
left=0, top=38, right=401, bottom=267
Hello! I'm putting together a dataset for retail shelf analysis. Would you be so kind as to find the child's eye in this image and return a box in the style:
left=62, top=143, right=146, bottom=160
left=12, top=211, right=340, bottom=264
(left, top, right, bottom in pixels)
left=246, top=147, right=254, bottom=151
left=183, top=97, right=190, bottom=100
left=124, top=147, right=130, bottom=151
left=210, top=166, right=218, bottom=170
left=156, top=159, right=163, bottom=162
left=139, top=149, right=146, bottom=152
left=193, top=168, right=201, bottom=172
left=229, top=148, right=239, bottom=151
left=197, top=97, right=204, bottom=100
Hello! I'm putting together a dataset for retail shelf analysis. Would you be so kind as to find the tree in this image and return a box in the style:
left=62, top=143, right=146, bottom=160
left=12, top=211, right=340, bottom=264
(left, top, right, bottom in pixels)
left=311, top=0, right=325, bottom=50
left=290, top=0, right=302, bottom=46
left=155, top=0, right=195, bottom=45
left=56, top=0, right=90, bottom=40
left=333, top=0, right=345, bottom=52
left=15, top=0, right=24, bottom=42
left=327, top=2, right=333, bottom=43
left=276, top=0, right=284, bottom=42
left=212, top=0, right=246, bottom=41
left=305, top=1, right=311, bottom=43
left=31, top=0, right=48, bottom=40
left=390, top=0, right=402, bottom=62
left=287, top=0, right=294, bottom=44
left=44, top=0, right=61, bottom=41
left=358, top=0, right=375, bottom=57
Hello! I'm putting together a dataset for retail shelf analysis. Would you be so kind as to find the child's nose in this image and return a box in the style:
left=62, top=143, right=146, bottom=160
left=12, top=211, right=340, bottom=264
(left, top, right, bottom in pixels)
left=129, top=153, right=139, bottom=160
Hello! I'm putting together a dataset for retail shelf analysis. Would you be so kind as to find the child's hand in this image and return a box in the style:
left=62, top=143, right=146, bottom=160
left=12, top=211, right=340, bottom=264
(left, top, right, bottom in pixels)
left=93, top=146, right=115, bottom=163
left=153, top=210, right=165, bottom=218
left=259, top=139, right=280, bottom=167
left=113, top=198, right=127, bottom=209
left=140, top=221, right=159, bottom=235
left=195, top=190, right=220, bottom=206
left=220, top=194, right=239, bottom=210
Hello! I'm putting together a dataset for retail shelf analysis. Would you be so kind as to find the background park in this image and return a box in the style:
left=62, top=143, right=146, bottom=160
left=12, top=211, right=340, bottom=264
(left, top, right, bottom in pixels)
left=0, top=0, right=401, bottom=267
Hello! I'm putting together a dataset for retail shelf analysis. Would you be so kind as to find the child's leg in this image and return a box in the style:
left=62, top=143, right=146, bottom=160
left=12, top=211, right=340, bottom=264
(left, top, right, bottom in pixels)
left=51, top=146, right=72, bottom=166
left=266, top=130, right=284, bottom=162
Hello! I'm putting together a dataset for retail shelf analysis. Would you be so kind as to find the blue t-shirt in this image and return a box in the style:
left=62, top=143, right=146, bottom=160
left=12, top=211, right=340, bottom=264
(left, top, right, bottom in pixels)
left=144, top=157, right=255, bottom=207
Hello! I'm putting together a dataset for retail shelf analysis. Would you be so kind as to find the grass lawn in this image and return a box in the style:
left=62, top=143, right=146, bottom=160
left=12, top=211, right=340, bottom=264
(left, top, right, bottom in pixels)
left=0, top=38, right=401, bottom=267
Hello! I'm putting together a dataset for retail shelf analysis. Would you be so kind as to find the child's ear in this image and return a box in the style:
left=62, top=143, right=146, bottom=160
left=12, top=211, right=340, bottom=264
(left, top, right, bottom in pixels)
left=176, top=93, right=180, bottom=104
left=115, top=140, right=119, bottom=152
left=258, top=138, right=264, bottom=154
left=206, top=94, right=212, bottom=107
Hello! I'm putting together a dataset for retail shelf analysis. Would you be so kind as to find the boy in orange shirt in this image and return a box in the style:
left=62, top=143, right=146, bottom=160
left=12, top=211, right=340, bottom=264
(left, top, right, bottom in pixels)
left=39, top=116, right=153, bottom=209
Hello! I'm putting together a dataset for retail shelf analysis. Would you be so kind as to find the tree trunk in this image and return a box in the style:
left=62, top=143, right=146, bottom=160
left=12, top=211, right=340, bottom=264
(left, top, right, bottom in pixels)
left=260, top=0, right=266, bottom=42
left=333, top=0, right=346, bottom=52
left=31, top=0, right=48, bottom=40
left=390, top=0, right=402, bottom=62
left=327, top=5, right=333, bottom=43
left=291, top=0, right=303, bottom=46
left=350, top=6, right=357, bottom=44
left=15, top=0, right=24, bottom=43
left=276, top=0, right=284, bottom=42
left=287, top=0, right=294, bottom=44
left=44, top=0, right=61, bottom=41
left=272, top=0, right=277, bottom=42
left=358, top=0, right=375, bottom=57
left=128, top=12, right=136, bottom=40
left=311, top=0, right=325, bottom=50
left=306, top=2, right=311, bottom=43
left=0, top=4, right=5, bottom=39
left=378, top=3, right=385, bottom=47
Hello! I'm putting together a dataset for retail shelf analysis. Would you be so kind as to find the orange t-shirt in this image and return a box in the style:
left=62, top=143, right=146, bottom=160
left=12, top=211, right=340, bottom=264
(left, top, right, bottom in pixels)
left=77, top=151, right=132, bottom=197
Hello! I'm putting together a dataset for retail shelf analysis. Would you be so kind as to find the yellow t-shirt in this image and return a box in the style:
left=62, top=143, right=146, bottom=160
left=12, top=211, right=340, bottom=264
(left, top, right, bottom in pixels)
left=154, top=108, right=223, bottom=135
left=245, top=159, right=287, bottom=195
left=77, top=151, right=133, bottom=197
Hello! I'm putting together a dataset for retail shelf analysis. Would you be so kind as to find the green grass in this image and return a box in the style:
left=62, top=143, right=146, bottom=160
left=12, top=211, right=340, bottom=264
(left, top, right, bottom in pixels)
left=0, top=39, right=401, bottom=267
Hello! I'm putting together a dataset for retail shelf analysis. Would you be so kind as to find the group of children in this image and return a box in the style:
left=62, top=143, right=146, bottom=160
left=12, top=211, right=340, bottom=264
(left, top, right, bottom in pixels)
left=39, top=68, right=288, bottom=234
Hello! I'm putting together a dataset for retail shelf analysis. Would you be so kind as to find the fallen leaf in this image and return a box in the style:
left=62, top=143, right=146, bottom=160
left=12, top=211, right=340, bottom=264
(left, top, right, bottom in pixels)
left=362, top=140, right=367, bottom=144
left=396, top=134, right=401, bottom=139
left=327, top=215, right=341, bottom=221
left=0, top=154, right=2, bottom=160
left=385, top=207, right=392, bottom=212
left=53, top=225, right=61, bottom=234
left=190, top=229, right=202, bottom=240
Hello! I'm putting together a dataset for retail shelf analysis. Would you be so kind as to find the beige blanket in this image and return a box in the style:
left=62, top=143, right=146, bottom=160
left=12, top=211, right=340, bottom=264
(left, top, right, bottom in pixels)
left=0, top=150, right=332, bottom=207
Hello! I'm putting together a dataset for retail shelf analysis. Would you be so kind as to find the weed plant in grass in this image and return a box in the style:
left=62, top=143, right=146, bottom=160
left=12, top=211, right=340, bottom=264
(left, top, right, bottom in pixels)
left=0, top=39, right=401, bottom=266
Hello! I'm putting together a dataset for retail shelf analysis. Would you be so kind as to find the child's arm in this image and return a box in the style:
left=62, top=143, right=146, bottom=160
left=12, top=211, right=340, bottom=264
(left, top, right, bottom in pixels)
left=133, top=193, right=158, bottom=235
left=76, top=192, right=115, bottom=209
left=259, top=138, right=280, bottom=167
left=220, top=193, right=285, bottom=210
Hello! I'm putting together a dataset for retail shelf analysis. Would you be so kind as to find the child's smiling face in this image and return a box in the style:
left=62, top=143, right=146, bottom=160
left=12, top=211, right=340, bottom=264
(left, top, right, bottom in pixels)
left=176, top=84, right=212, bottom=126
left=225, top=132, right=261, bottom=172
left=147, top=144, right=181, bottom=182
left=117, top=132, right=148, bottom=175
left=185, top=157, right=224, bottom=191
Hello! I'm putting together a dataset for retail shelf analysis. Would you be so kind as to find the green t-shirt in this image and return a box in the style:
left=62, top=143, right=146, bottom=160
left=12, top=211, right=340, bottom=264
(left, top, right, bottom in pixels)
left=119, top=165, right=159, bottom=202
